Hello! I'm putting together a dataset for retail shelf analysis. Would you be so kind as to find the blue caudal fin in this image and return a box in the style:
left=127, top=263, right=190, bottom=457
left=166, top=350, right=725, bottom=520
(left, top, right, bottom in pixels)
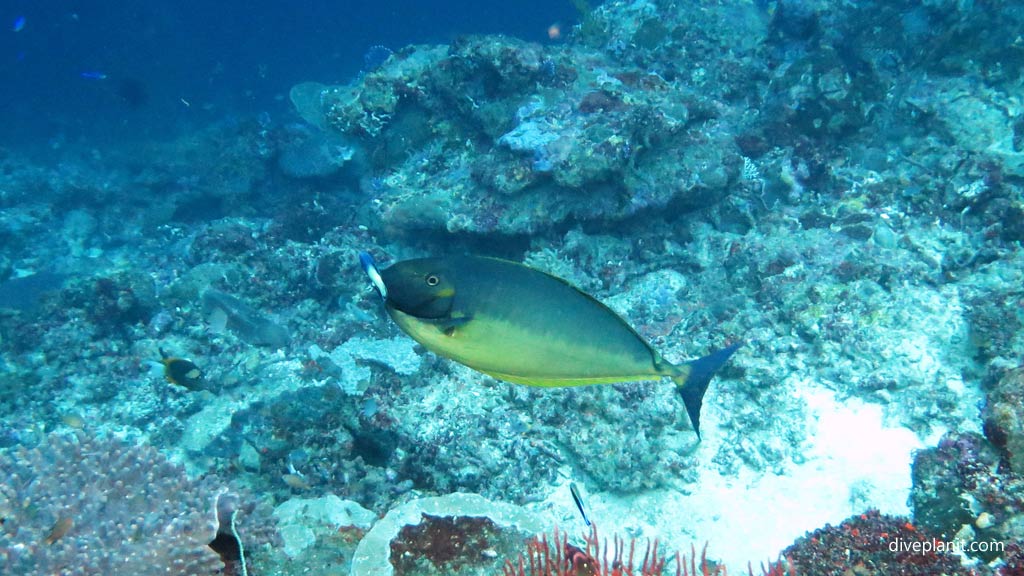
left=674, top=343, right=741, bottom=440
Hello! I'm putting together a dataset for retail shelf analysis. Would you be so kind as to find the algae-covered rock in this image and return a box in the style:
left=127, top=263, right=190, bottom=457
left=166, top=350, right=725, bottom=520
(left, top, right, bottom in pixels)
left=273, top=495, right=377, bottom=559
left=350, top=493, right=545, bottom=576
left=911, top=433, right=989, bottom=540
left=277, top=126, right=356, bottom=179
left=309, top=336, right=421, bottom=395
left=783, top=510, right=975, bottom=576
left=983, top=368, right=1024, bottom=476
left=293, top=32, right=741, bottom=234
left=911, top=432, right=1024, bottom=562
left=904, top=76, right=1024, bottom=177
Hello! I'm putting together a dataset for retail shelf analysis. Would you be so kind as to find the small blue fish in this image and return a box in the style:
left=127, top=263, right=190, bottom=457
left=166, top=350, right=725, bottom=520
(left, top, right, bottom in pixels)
left=13, top=16, right=26, bottom=32
left=360, top=252, right=387, bottom=299
left=570, top=482, right=591, bottom=526
left=80, top=71, right=108, bottom=80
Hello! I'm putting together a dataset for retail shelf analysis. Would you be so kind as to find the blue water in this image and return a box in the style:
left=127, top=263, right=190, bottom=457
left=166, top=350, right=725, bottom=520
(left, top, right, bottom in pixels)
left=1, top=1, right=577, bottom=151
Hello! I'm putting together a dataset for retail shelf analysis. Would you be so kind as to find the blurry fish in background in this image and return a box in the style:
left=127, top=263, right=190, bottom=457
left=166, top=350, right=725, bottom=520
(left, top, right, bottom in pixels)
left=115, top=77, right=149, bottom=108
left=159, top=348, right=203, bottom=390
left=75, top=71, right=149, bottom=108
left=61, top=413, right=86, bottom=430
left=202, top=289, right=291, bottom=348
left=362, top=45, right=393, bottom=72
left=547, top=22, right=562, bottom=40
left=0, top=272, right=67, bottom=312
left=208, top=306, right=230, bottom=334
left=44, top=516, right=73, bottom=545
left=12, top=16, right=26, bottom=32
left=282, top=473, right=311, bottom=490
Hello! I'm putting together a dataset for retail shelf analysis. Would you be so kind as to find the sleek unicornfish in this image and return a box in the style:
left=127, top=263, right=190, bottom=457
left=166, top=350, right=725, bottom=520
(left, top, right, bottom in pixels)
left=359, top=252, right=739, bottom=439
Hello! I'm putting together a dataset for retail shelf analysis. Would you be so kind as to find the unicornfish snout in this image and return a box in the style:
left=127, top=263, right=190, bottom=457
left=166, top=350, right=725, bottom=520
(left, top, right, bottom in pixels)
left=359, top=252, right=387, bottom=299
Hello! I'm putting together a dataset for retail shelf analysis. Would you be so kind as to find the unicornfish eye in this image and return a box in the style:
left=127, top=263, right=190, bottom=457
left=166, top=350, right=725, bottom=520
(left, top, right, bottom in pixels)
left=426, top=275, right=440, bottom=286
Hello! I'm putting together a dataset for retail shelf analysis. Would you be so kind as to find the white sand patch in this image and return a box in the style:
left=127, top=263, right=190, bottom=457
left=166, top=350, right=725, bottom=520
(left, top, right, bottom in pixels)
left=533, top=380, right=929, bottom=572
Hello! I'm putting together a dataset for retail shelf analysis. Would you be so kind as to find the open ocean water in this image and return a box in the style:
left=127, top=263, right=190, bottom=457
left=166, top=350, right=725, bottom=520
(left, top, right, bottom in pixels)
left=1, top=1, right=1023, bottom=575
left=0, top=1, right=576, bottom=152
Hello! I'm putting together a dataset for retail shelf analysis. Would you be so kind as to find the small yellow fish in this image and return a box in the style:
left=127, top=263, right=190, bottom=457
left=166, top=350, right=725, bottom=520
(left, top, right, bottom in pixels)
left=159, top=348, right=203, bottom=390
left=60, top=414, right=86, bottom=429
left=282, top=474, right=311, bottom=490
left=360, top=253, right=739, bottom=438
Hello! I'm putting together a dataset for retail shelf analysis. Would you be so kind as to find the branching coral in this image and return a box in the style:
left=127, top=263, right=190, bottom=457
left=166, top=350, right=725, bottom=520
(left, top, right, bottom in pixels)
left=502, top=525, right=789, bottom=576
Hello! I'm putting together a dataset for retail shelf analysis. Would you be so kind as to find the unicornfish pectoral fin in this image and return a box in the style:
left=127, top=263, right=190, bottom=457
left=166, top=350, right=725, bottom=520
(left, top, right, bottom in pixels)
left=427, top=313, right=472, bottom=335
left=674, top=342, right=741, bottom=440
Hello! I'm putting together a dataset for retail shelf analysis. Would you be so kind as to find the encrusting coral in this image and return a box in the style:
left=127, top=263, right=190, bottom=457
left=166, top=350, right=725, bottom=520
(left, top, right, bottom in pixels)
left=0, top=431, right=257, bottom=576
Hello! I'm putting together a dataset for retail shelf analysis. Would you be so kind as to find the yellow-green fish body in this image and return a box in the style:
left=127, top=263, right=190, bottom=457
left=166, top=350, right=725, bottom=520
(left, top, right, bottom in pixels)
left=384, top=257, right=670, bottom=385
left=360, top=253, right=739, bottom=437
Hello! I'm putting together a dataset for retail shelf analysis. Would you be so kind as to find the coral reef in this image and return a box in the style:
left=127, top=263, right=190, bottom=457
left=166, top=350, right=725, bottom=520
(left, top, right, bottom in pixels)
left=911, top=432, right=1024, bottom=564
left=502, top=524, right=790, bottom=576
left=998, top=542, right=1024, bottom=576
left=300, top=33, right=742, bottom=235
left=390, top=515, right=505, bottom=575
left=1, top=0, right=1023, bottom=573
left=502, top=525, right=688, bottom=576
left=0, top=431, right=227, bottom=575
left=351, top=493, right=544, bottom=576
left=265, top=495, right=377, bottom=574
left=276, top=124, right=357, bottom=180
left=782, top=510, right=974, bottom=576
left=983, top=368, right=1024, bottom=476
